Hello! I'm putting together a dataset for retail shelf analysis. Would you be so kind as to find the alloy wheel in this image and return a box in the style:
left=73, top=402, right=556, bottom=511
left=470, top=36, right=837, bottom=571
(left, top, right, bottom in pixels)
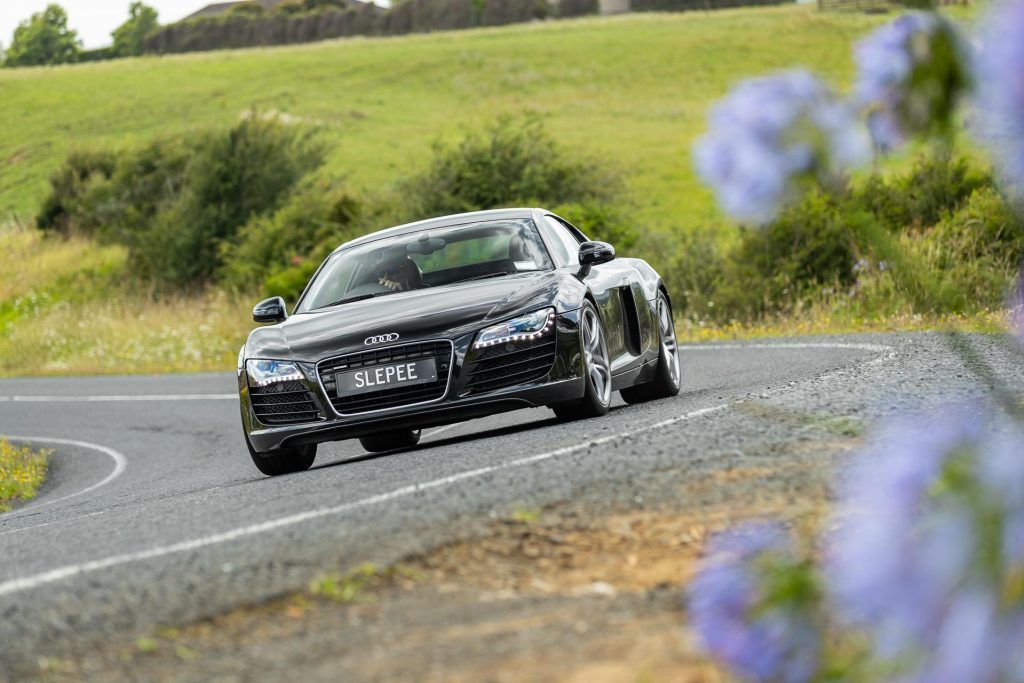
left=582, top=307, right=612, bottom=406
left=658, top=297, right=681, bottom=390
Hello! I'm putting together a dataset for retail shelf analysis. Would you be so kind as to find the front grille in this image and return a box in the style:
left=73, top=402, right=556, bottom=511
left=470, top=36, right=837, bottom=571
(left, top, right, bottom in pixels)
left=250, top=381, right=321, bottom=425
left=318, top=341, right=453, bottom=415
left=463, top=337, right=557, bottom=395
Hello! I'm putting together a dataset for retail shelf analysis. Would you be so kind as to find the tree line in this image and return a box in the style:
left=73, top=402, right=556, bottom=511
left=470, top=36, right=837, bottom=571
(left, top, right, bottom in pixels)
left=1, top=2, right=156, bottom=67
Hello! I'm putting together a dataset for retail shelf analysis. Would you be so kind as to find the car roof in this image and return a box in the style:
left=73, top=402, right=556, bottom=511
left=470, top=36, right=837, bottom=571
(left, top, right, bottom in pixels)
left=331, top=208, right=548, bottom=254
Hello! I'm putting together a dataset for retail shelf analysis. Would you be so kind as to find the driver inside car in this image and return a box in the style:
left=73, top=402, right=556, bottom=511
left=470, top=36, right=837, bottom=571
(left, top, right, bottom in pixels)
left=375, top=255, right=423, bottom=292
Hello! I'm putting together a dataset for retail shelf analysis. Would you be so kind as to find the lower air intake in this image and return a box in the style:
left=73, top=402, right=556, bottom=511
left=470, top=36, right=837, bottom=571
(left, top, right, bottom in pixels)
left=463, top=338, right=556, bottom=395
left=250, top=381, right=321, bottom=425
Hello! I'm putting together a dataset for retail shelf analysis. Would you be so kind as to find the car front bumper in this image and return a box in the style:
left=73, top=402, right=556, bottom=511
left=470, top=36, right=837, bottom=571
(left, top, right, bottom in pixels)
left=240, top=310, right=585, bottom=453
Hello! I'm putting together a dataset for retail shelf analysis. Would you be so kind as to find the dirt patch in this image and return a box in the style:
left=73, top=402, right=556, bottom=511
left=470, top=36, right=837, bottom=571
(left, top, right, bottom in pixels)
left=27, top=441, right=845, bottom=683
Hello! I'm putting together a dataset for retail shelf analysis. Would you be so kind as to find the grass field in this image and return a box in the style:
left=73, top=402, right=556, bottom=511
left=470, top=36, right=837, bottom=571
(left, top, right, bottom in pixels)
left=0, top=227, right=247, bottom=376
left=0, top=6, right=887, bottom=232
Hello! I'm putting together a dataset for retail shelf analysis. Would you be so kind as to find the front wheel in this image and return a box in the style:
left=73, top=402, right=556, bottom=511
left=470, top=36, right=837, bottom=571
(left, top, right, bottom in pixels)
left=245, top=432, right=317, bottom=477
left=552, top=302, right=612, bottom=421
left=359, top=429, right=422, bottom=453
left=620, top=292, right=681, bottom=405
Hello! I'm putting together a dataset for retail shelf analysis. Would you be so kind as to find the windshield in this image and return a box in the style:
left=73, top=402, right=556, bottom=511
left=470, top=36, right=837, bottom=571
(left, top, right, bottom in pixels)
left=297, top=219, right=553, bottom=312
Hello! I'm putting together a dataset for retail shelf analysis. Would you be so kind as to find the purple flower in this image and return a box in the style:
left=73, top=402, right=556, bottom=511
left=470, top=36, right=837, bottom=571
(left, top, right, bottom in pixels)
left=688, top=522, right=820, bottom=683
left=827, top=408, right=1024, bottom=678
left=907, top=589, right=1002, bottom=683
left=826, top=412, right=981, bottom=652
left=694, top=70, right=870, bottom=224
left=975, top=0, right=1024, bottom=194
left=854, top=12, right=972, bottom=150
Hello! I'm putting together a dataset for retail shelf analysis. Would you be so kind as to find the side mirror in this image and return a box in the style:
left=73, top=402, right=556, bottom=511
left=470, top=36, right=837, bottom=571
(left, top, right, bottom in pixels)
left=253, top=296, right=287, bottom=324
left=578, top=241, right=615, bottom=266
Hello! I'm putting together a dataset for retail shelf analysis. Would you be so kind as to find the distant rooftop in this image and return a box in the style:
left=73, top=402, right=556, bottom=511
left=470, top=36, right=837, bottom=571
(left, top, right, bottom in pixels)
left=184, top=0, right=284, bottom=21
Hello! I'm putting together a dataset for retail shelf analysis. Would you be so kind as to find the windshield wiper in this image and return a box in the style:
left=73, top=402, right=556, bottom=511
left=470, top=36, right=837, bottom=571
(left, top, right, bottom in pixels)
left=320, top=291, right=395, bottom=309
left=450, top=271, right=516, bottom=284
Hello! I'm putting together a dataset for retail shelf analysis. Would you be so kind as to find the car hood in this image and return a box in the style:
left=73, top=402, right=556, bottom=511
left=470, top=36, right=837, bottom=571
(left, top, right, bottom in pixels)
left=246, top=270, right=582, bottom=362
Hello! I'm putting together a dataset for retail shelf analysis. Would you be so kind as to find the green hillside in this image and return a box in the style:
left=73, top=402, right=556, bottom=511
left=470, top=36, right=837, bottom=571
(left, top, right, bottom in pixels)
left=1, top=6, right=884, bottom=231
left=3, top=4, right=1005, bottom=378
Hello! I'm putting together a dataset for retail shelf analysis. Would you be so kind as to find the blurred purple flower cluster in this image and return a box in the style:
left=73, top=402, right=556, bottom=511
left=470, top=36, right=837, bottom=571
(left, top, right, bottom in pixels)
left=689, top=5, right=1024, bottom=674
left=976, top=0, right=1024, bottom=195
left=693, top=70, right=869, bottom=224
left=688, top=522, right=820, bottom=683
left=828, top=410, right=1024, bottom=681
left=689, top=409, right=1024, bottom=682
left=693, top=10, right=972, bottom=223
left=854, top=12, right=971, bottom=150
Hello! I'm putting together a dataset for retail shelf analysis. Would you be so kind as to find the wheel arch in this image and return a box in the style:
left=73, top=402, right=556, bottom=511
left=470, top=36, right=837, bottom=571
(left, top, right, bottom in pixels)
left=657, top=282, right=673, bottom=313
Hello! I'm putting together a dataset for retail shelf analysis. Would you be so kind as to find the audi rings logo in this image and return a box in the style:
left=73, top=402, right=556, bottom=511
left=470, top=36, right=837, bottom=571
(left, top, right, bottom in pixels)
left=364, top=333, right=400, bottom=346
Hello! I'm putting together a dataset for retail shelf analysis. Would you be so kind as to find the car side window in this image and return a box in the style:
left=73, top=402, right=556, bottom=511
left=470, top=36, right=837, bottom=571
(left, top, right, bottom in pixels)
left=540, top=216, right=581, bottom=266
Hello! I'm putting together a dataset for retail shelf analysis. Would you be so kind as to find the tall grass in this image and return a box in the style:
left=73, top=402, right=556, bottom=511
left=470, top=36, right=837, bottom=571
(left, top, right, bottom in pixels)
left=0, top=226, right=250, bottom=376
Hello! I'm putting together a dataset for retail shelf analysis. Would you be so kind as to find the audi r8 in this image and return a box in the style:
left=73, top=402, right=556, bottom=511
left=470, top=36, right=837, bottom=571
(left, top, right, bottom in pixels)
left=238, top=208, right=680, bottom=476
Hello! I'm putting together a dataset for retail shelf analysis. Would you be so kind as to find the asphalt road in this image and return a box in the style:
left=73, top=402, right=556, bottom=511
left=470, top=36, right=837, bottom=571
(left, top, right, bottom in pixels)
left=1, top=333, right=1020, bottom=677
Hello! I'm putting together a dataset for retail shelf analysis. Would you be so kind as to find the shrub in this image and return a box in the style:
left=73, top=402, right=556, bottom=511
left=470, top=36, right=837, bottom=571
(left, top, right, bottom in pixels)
left=913, top=186, right=1024, bottom=309
left=651, top=227, right=725, bottom=317
left=36, top=149, right=118, bottom=235
left=710, top=191, right=862, bottom=319
left=36, top=115, right=325, bottom=288
left=262, top=260, right=320, bottom=301
left=220, top=179, right=364, bottom=292
left=550, top=201, right=640, bottom=253
left=853, top=148, right=991, bottom=232
left=135, top=117, right=323, bottom=286
left=556, top=0, right=597, bottom=17
left=668, top=148, right=1018, bottom=323
left=227, top=2, right=266, bottom=16
left=398, top=116, right=620, bottom=220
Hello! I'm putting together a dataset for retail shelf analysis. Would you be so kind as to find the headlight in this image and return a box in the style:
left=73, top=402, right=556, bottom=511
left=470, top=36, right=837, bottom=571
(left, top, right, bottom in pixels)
left=246, top=359, right=303, bottom=387
left=474, top=307, right=556, bottom=349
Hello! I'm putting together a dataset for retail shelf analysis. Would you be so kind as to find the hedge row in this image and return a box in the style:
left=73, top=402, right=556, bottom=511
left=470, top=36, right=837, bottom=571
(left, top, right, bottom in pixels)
left=144, top=0, right=556, bottom=54
left=632, top=0, right=787, bottom=11
left=142, top=0, right=788, bottom=55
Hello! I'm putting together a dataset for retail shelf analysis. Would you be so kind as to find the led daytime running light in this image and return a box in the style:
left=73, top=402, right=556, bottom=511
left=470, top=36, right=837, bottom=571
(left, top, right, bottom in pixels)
left=473, top=311, right=556, bottom=349
left=246, top=360, right=304, bottom=387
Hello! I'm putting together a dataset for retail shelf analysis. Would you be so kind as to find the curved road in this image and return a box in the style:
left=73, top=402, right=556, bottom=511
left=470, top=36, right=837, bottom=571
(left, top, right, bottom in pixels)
left=0, top=334, right=1016, bottom=676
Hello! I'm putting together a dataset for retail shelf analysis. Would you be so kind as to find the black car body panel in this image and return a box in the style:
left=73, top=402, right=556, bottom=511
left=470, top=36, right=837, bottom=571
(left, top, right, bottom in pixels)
left=239, top=208, right=670, bottom=453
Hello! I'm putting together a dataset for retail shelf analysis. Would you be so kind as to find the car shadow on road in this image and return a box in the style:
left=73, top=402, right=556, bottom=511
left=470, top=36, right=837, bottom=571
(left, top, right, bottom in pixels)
left=309, top=405, right=630, bottom=472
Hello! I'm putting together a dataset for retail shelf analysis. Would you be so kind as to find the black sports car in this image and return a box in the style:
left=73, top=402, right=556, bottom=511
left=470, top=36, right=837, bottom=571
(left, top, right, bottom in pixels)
left=238, top=208, right=680, bottom=476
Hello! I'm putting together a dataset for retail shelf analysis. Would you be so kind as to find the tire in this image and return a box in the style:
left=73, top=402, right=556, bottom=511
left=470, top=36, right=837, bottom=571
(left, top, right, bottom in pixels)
left=620, top=292, right=681, bottom=405
left=245, top=431, right=316, bottom=477
left=359, top=429, right=422, bottom=453
left=553, top=301, right=612, bottom=421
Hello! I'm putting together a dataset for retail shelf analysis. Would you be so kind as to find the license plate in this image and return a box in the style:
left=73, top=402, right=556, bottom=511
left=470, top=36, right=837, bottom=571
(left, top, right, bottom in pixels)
left=335, top=358, right=438, bottom=398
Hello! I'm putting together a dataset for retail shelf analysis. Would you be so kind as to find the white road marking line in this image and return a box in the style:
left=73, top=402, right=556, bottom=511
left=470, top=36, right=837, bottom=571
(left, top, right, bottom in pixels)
left=424, top=423, right=460, bottom=438
left=0, top=436, right=127, bottom=514
left=0, top=404, right=729, bottom=598
left=0, top=394, right=236, bottom=402
left=0, top=340, right=897, bottom=597
left=679, top=342, right=893, bottom=352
